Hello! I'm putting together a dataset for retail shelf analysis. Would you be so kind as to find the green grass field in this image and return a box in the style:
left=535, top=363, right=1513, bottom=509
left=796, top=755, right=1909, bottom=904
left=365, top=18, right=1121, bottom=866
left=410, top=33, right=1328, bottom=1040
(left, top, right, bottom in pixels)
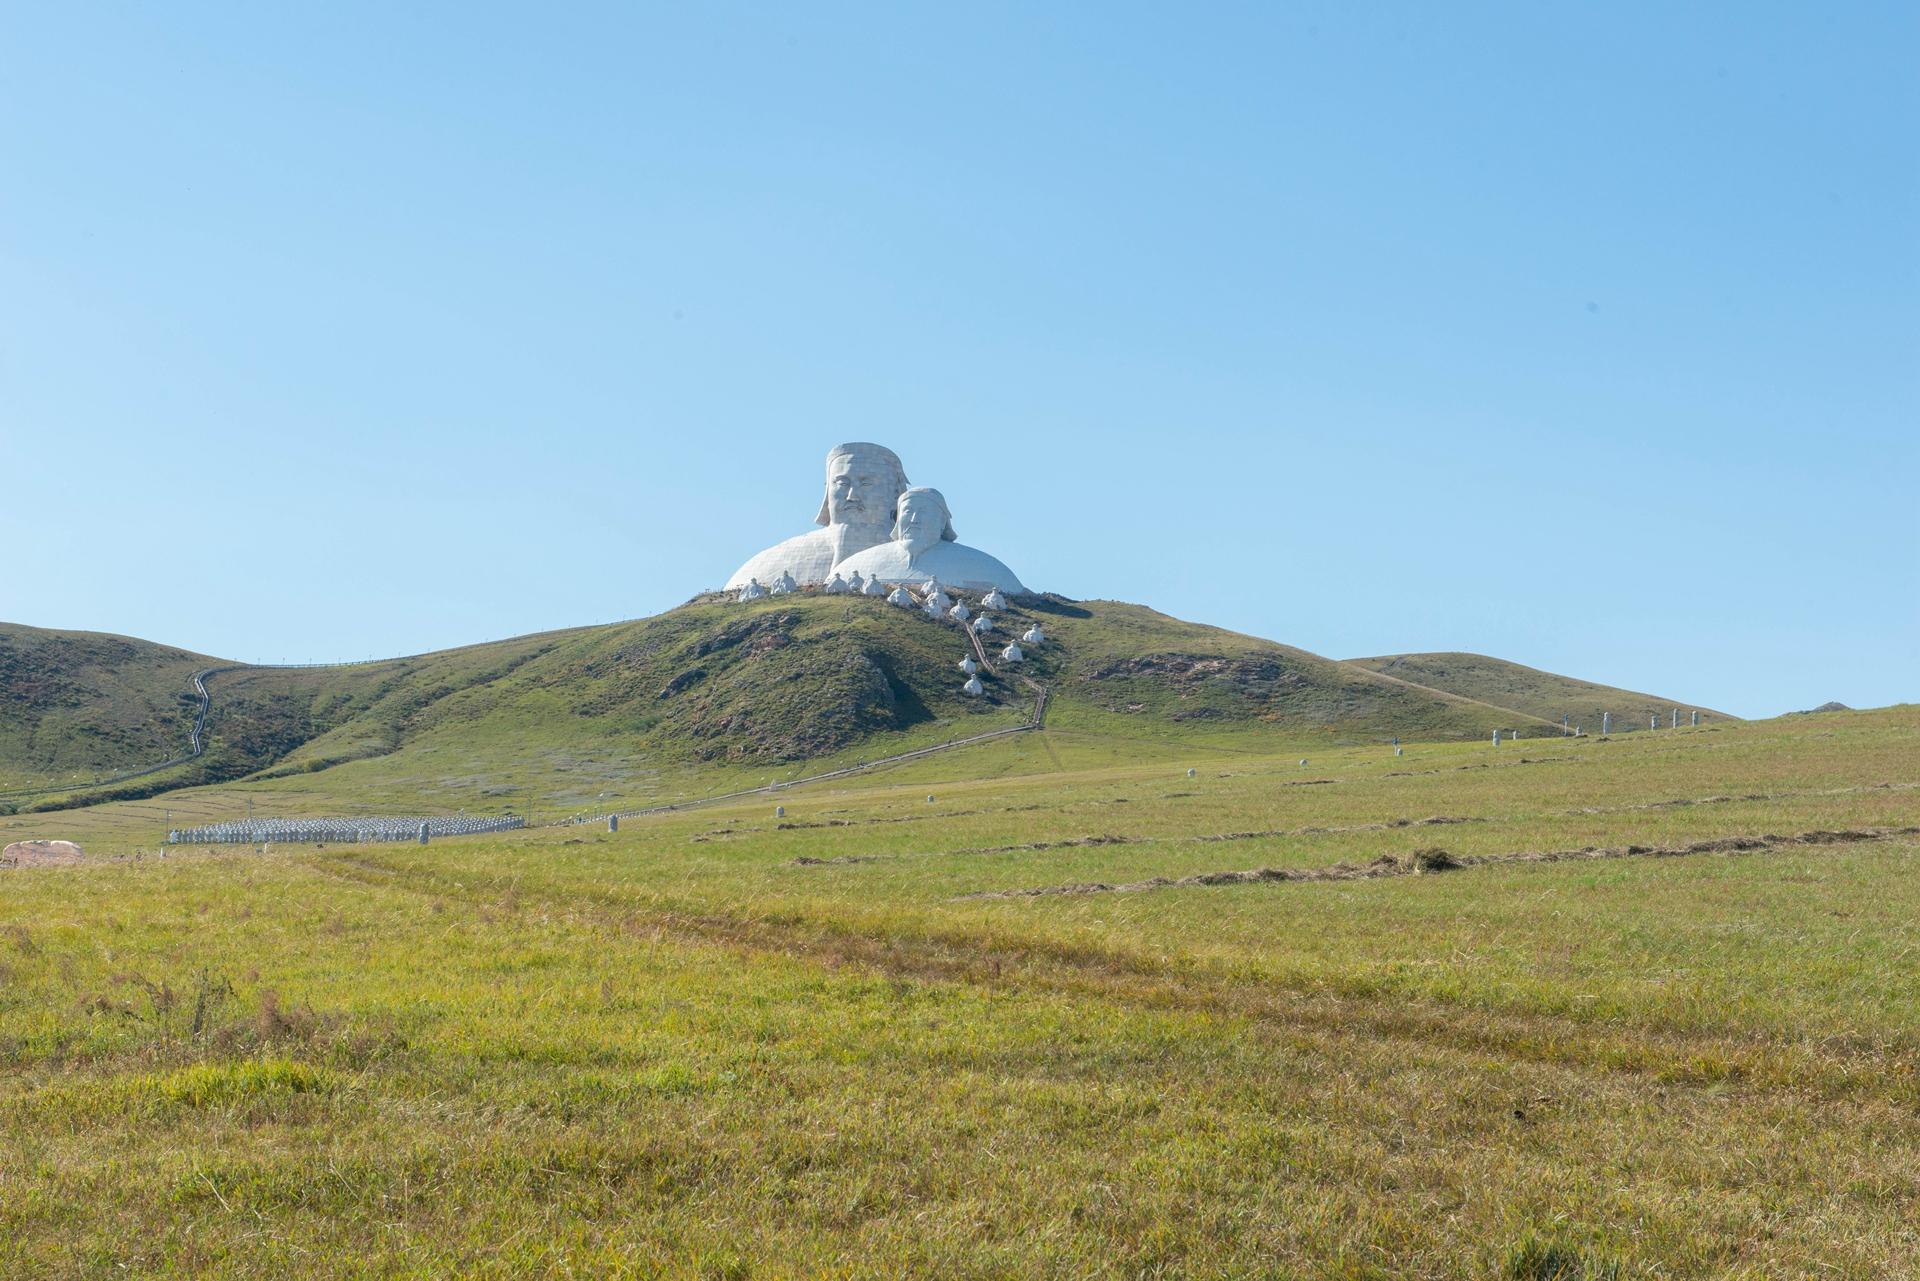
left=2, top=704, right=1914, bottom=1277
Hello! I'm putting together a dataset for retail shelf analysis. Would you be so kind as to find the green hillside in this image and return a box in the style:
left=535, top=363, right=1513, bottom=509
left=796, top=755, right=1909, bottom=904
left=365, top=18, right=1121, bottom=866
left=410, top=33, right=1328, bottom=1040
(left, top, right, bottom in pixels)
left=5, top=598, right=1572, bottom=819
left=1345, top=651, right=1739, bottom=732
left=0, top=624, right=214, bottom=792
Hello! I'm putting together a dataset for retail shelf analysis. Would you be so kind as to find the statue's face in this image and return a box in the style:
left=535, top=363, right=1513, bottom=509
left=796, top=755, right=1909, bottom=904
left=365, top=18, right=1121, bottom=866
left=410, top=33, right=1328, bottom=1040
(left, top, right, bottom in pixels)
left=825, top=450, right=900, bottom=528
left=896, top=490, right=946, bottom=555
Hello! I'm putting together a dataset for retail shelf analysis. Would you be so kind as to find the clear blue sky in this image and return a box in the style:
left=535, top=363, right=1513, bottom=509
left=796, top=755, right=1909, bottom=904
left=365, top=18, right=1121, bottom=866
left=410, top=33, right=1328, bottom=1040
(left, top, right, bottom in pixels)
left=4, top=3, right=1914, bottom=718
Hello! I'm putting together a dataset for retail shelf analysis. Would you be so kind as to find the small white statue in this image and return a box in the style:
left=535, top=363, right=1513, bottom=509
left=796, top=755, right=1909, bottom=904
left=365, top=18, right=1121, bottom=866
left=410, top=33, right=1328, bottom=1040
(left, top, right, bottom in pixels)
left=971, top=615, right=993, bottom=634
left=769, top=570, right=798, bottom=596
left=962, top=674, right=984, bottom=697
left=922, top=597, right=945, bottom=620
left=1000, top=642, right=1024, bottom=663
left=846, top=570, right=866, bottom=595
left=1021, top=624, right=1044, bottom=646
left=824, top=573, right=849, bottom=595
left=887, top=585, right=914, bottom=608
left=923, top=579, right=952, bottom=612
left=959, top=656, right=978, bottom=675
left=862, top=575, right=888, bottom=596
left=737, top=578, right=767, bottom=602
left=981, top=588, right=1008, bottom=611
left=949, top=601, right=971, bottom=622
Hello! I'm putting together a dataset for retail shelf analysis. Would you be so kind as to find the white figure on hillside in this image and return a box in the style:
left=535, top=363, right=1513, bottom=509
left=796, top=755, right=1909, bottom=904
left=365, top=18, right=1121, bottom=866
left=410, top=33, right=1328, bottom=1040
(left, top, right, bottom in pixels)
left=949, top=601, right=971, bottom=623
left=887, top=585, right=914, bottom=608
left=962, top=674, right=984, bottom=697
left=727, top=443, right=911, bottom=589
left=971, top=615, right=993, bottom=635
left=959, top=656, right=978, bottom=675
left=862, top=575, right=888, bottom=597
left=824, top=572, right=849, bottom=595
left=981, top=587, right=1008, bottom=611
left=832, top=487, right=1026, bottom=594
left=922, top=579, right=953, bottom=612
left=1000, top=642, right=1024, bottom=663
left=1021, top=624, right=1044, bottom=646
left=737, top=578, right=767, bottom=602
left=845, top=571, right=866, bottom=595
left=769, top=570, right=798, bottom=596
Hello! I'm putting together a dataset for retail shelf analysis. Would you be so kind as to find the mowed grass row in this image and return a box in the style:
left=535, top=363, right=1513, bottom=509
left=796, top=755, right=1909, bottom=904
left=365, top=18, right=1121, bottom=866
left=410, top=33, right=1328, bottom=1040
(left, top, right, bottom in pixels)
left=0, top=707, right=1916, bottom=1276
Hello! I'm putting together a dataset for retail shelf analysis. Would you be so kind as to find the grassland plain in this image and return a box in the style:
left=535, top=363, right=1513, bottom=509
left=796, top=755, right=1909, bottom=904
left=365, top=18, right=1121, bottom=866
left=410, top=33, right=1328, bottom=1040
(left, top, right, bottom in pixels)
left=1, top=705, right=1916, bottom=1278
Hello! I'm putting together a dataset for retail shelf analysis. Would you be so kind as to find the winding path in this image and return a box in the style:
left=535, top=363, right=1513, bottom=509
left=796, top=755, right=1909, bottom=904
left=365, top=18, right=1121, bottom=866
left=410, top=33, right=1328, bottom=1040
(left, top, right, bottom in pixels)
left=0, top=667, right=223, bottom=801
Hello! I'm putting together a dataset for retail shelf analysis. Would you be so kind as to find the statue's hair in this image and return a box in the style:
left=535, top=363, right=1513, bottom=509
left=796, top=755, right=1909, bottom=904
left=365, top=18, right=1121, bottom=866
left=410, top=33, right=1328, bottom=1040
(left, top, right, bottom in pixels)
left=815, top=442, right=909, bottom=527
left=892, top=486, right=958, bottom=543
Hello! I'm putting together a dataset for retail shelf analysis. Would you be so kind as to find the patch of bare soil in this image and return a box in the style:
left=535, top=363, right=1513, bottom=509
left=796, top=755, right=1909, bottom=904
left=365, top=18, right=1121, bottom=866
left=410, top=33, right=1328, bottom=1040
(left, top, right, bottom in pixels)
left=957, top=826, right=1920, bottom=900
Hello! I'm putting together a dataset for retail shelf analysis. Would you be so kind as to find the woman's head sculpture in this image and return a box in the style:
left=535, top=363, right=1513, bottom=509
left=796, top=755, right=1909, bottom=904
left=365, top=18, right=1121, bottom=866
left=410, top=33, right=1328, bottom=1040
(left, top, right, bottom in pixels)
left=891, top=487, right=959, bottom=555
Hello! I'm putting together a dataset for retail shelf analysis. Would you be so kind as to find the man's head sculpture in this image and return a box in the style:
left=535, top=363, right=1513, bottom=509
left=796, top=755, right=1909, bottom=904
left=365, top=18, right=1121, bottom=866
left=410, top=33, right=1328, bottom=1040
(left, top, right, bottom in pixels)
left=815, top=443, right=910, bottom=531
left=724, top=442, right=912, bottom=590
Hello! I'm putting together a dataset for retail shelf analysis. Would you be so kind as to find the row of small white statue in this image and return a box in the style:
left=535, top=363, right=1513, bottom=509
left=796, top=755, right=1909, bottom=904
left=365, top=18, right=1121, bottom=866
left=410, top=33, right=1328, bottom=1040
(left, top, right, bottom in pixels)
left=736, top=571, right=877, bottom=600
left=735, top=572, right=1013, bottom=616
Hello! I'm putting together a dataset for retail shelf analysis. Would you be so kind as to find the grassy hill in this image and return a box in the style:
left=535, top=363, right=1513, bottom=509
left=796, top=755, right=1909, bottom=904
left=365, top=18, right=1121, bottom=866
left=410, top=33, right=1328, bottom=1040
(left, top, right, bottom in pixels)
left=0, top=624, right=215, bottom=792
left=7, top=598, right=1609, bottom=820
left=1345, top=651, right=1739, bottom=733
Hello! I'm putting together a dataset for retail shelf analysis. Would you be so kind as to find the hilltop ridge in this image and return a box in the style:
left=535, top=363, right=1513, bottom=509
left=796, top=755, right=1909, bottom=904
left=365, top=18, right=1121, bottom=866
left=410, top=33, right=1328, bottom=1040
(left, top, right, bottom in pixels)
left=1344, top=651, right=1739, bottom=731
left=4, top=600, right=1696, bottom=816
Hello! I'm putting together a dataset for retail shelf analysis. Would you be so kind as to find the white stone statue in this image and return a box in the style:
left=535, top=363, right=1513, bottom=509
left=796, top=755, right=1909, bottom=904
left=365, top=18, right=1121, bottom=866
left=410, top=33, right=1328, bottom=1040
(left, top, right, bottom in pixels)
left=922, top=579, right=953, bottom=612
left=824, top=572, right=849, bottom=595
left=769, top=570, right=798, bottom=596
left=949, top=601, right=971, bottom=622
left=981, top=588, right=1008, bottom=610
left=971, top=615, right=993, bottom=634
left=1000, top=641, right=1024, bottom=663
left=831, top=487, right=1026, bottom=594
left=726, top=443, right=911, bottom=589
left=886, top=585, right=914, bottom=608
left=737, top=578, right=767, bottom=602
left=958, top=655, right=977, bottom=674
left=862, top=575, right=888, bottom=597
left=962, top=674, right=984, bottom=697
left=1021, top=624, right=1044, bottom=646
left=846, top=571, right=866, bottom=595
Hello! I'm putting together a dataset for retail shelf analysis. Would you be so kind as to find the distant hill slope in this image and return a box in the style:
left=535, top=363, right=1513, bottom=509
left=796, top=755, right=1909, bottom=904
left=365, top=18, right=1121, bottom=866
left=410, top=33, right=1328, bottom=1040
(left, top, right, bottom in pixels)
left=0, top=623, right=216, bottom=790
left=5, top=599, right=1574, bottom=813
left=1343, top=652, right=1738, bottom=732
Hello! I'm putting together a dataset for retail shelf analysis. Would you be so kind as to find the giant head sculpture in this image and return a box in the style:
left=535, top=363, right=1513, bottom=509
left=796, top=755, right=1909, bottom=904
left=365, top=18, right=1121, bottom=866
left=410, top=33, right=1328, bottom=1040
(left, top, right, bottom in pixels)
left=829, top=482, right=1025, bottom=594
left=725, top=442, right=912, bottom=589
left=891, top=487, right=958, bottom=556
left=816, top=443, right=910, bottom=532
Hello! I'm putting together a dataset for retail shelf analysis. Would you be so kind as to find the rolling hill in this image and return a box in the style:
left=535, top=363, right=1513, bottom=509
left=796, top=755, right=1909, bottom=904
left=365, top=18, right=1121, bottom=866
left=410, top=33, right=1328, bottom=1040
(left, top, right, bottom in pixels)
left=1344, top=651, right=1739, bottom=732
left=5, top=598, right=1669, bottom=818
left=0, top=624, right=214, bottom=791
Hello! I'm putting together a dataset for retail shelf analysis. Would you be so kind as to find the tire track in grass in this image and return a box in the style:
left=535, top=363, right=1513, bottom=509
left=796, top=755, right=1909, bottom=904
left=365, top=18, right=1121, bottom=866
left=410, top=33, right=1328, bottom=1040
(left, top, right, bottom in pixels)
left=956, top=825, right=1920, bottom=900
